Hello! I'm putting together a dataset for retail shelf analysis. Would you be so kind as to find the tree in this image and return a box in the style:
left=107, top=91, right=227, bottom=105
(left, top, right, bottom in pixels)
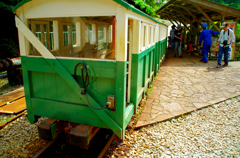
left=124, top=0, right=166, bottom=18
left=208, top=0, right=240, bottom=43
left=0, top=0, right=21, bottom=59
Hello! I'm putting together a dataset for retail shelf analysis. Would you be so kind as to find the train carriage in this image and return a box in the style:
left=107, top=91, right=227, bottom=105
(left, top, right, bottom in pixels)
left=13, top=0, right=168, bottom=143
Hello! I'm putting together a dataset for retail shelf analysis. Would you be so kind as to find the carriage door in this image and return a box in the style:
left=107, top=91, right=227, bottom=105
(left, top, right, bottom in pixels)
left=29, top=20, right=50, bottom=56
left=127, top=19, right=133, bottom=103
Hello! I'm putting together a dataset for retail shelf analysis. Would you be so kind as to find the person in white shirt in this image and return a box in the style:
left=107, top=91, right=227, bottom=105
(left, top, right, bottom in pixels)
left=216, top=22, right=235, bottom=68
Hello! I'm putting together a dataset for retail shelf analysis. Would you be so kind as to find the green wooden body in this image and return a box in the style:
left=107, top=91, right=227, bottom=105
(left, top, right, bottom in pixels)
left=21, top=38, right=166, bottom=139
left=131, top=38, right=167, bottom=110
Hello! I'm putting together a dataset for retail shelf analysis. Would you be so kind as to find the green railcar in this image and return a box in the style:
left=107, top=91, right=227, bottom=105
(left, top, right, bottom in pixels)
left=13, top=0, right=167, bottom=141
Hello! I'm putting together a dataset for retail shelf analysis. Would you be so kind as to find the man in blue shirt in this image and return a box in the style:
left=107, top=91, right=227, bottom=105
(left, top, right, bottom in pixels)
left=198, top=23, right=220, bottom=63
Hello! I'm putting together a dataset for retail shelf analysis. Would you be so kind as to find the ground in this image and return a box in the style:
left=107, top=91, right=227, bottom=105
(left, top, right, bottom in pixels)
left=0, top=77, right=23, bottom=96
left=0, top=50, right=240, bottom=157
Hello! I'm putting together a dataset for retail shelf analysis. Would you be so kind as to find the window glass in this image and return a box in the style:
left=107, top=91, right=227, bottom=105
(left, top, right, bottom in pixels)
left=149, top=26, right=152, bottom=45
left=153, top=27, right=155, bottom=43
left=143, top=25, right=146, bottom=47
left=109, top=25, right=112, bottom=43
left=28, top=16, right=115, bottom=60
left=72, top=22, right=76, bottom=46
left=159, top=26, right=161, bottom=41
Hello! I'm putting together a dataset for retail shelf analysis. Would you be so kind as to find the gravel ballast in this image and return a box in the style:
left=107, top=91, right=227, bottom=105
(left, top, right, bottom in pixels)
left=122, top=96, right=240, bottom=157
left=0, top=97, right=239, bottom=157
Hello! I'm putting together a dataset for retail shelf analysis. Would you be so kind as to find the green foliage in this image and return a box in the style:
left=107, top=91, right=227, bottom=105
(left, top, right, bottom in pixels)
left=0, top=0, right=21, bottom=59
left=237, top=23, right=240, bottom=43
left=208, top=0, right=240, bottom=43
left=208, top=0, right=240, bottom=10
left=0, top=114, right=14, bottom=125
left=124, top=0, right=165, bottom=18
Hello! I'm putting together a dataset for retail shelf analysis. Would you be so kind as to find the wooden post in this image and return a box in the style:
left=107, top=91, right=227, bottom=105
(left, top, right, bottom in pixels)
left=195, top=5, right=220, bottom=32
left=112, top=16, right=116, bottom=58
left=221, top=16, right=225, bottom=29
left=185, top=9, right=202, bottom=29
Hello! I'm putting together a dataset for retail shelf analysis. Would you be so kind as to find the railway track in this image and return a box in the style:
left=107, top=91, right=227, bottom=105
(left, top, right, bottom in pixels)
left=0, top=89, right=115, bottom=157
left=32, top=129, right=115, bottom=158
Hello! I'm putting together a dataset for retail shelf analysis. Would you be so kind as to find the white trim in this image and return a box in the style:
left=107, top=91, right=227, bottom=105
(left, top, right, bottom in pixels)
left=53, top=21, right=59, bottom=50
left=127, top=19, right=133, bottom=103
left=16, top=16, right=55, bottom=59
left=18, top=31, right=27, bottom=56
left=76, top=22, right=81, bottom=46
left=141, top=22, right=147, bottom=51
left=153, top=25, right=156, bottom=44
left=126, top=11, right=163, bottom=26
left=149, top=24, right=152, bottom=47
left=22, top=0, right=118, bottom=19
left=145, top=23, right=149, bottom=49
left=132, top=20, right=140, bottom=54
left=116, top=6, right=127, bottom=62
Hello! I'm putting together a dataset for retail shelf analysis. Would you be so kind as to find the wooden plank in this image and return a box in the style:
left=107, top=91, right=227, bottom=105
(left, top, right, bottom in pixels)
left=0, top=111, right=27, bottom=128
left=195, top=5, right=220, bottom=32
left=0, top=97, right=26, bottom=114
left=163, top=15, right=177, bottom=27
left=177, top=19, right=191, bottom=31
left=97, top=133, right=115, bottom=158
left=0, top=88, right=24, bottom=107
left=173, top=14, right=192, bottom=31
left=176, top=12, right=196, bottom=31
left=185, top=9, right=203, bottom=29
left=168, top=15, right=179, bottom=25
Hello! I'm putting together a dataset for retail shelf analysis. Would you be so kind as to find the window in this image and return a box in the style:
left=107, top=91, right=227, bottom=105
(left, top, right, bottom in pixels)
left=153, top=27, right=155, bottom=43
left=109, top=25, right=112, bottom=43
left=143, top=25, right=146, bottom=47
left=149, top=25, right=152, bottom=45
left=28, top=16, right=115, bottom=60
left=28, top=20, right=51, bottom=56
left=159, top=26, right=161, bottom=41
left=62, top=24, right=72, bottom=46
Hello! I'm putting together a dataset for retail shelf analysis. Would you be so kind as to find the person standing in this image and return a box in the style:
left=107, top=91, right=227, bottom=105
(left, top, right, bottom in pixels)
left=170, top=25, right=176, bottom=50
left=198, top=23, right=220, bottom=63
left=216, top=22, right=235, bottom=68
left=174, top=25, right=182, bottom=58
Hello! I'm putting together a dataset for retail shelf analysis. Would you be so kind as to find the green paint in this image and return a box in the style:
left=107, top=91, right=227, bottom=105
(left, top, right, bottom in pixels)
left=51, top=123, right=58, bottom=139
left=21, top=57, right=35, bottom=123
left=21, top=56, right=124, bottom=138
left=130, top=54, right=139, bottom=113
left=31, top=98, right=107, bottom=128
left=12, top=0, right=31, bottom=12
left=115, top=61, right=127, bottom=139
left=26, top=57, right=116, bottom=79
left=130, top=40, right=166, bottom=109
left=124, top=103, right=134, bottom=129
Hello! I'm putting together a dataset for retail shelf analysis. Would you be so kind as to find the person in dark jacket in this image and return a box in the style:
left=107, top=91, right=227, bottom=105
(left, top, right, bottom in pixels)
left=174, top=25, right=182, bottom=58
left=198, top=23, right=220, bottom=63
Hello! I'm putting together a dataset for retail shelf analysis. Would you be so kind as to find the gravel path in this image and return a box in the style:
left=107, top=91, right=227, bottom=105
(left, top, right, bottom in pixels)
left=0, top=116, right=48, bottom=157
left=122, top=96, right=240, bottom=157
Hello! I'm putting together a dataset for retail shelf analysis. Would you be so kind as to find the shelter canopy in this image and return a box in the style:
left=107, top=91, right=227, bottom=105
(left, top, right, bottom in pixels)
left=157, top=0, right=240, bottom=32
